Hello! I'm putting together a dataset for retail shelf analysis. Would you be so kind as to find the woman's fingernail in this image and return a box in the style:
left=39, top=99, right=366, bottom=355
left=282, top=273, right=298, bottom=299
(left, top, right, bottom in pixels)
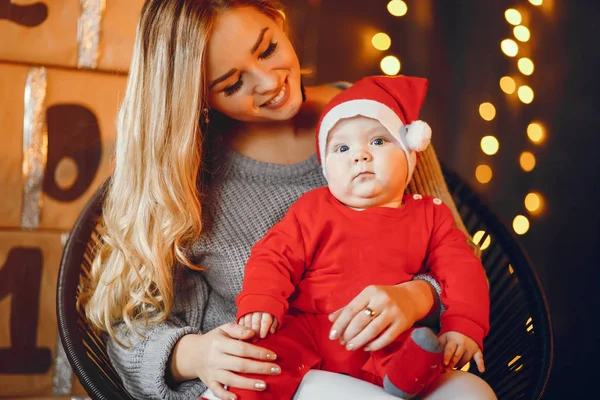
left=255, top=382, right=266, bottom=389
left=329, top=330, right=338, bottom=340
left=270, top=366, right=281, bottom=374
left=346, top=343, right=355, bottom=351
left=266, top=353, right=277, bottom=360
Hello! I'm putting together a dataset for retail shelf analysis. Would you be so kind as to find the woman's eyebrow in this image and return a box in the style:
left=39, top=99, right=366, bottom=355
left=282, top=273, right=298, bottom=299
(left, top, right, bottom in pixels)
left=209, top=27, right=269, bottom=89
left=250, top=27, right=269, bottom=54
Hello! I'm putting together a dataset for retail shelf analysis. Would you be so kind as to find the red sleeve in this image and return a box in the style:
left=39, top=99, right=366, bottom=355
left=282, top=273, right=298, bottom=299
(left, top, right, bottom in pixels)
left=425, top=201, right=490, bottom=350
left=235, top=205, right=307, bottom=325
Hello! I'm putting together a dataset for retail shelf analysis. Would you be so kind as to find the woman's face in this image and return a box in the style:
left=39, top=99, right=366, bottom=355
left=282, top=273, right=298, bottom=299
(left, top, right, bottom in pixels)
left=206, top=6, right=303, bottom=123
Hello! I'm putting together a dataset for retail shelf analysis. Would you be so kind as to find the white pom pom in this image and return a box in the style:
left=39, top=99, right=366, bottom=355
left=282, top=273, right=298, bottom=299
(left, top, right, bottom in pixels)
left=406, top=120, right=432, bottom=152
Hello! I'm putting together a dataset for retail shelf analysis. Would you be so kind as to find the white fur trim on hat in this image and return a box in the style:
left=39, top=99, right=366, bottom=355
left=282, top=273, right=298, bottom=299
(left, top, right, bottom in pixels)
left=405, top=120, right=432, bottom=152
left=318, top=99, right=427, bottom=183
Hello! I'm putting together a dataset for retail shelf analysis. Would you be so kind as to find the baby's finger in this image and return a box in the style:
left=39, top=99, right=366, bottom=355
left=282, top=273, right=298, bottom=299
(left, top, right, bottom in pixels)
left=455, top=349, right=474, bottom=371
left=438, top=334, right=448, bottom=348
left=443, top=341, right=458, bottom=367
left=260, top=314, right=272, bottom=339
left=474, top=351, right=485, bottom=373
left=449, top=344, right=465, bottom=369
left=270, top=318, right=279, bottom=334
left=243, top=314, right=253, bottom=330
left=251, top=313, right=261, bottom=333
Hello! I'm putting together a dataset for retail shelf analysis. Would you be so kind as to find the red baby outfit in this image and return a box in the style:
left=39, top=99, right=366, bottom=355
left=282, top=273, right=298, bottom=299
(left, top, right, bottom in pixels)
left=234, top=187, right=490, bottom=399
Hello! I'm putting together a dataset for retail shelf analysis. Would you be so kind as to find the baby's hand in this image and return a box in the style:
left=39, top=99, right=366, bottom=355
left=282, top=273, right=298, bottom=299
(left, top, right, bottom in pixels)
left=238, top=312, right=278, bottom=339
left=438, top=331, right=485, bottom=373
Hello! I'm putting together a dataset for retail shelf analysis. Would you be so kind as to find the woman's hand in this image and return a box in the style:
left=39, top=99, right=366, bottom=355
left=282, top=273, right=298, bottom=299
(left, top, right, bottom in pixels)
left=170, top=323, right=281, bottom=400
left=328, top=281, right=434, bottom=352
left=439, top=331, right=485, bottom=373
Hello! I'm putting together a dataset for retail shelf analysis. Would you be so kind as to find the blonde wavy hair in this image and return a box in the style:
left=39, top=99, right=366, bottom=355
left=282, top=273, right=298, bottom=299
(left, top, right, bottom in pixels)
left=79, top=0, right=286, bottom=343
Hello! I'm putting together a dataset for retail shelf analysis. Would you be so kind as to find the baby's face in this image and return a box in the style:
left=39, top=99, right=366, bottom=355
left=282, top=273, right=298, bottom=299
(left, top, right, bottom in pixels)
left=325, top=116, right=408, bottom=209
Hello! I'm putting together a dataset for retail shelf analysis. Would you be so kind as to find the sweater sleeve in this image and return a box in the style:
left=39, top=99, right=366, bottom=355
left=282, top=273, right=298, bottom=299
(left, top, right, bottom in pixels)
left=426, top=202, right=490, bottom=349
left=106, top=265, right=210, bottom=400
left=236, top=206, right=307, bottom=325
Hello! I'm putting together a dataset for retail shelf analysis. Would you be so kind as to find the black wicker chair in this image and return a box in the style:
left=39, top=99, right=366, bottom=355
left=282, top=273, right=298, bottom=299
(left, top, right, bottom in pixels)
left=56, top=168, right=553, bottom=400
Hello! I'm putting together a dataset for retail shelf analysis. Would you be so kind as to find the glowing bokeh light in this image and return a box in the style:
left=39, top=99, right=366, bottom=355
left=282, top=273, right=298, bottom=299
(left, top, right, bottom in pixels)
left=372, top=33, right=391, bottom=51
left=479, top=102, right=496, bottom=121
left=380, top=55, right=401, bottom=75
left=500, top=76, right=516, bottom=94
left=387, top=0, right=408, bottom=17
left=505, top=9, right=522, bottom=25
left=476, top=165, right=493, bottom=184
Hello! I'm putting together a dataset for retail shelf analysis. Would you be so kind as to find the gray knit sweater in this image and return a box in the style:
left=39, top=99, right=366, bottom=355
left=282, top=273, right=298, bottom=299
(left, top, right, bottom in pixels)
left=106, top=149, right=442, bottom=400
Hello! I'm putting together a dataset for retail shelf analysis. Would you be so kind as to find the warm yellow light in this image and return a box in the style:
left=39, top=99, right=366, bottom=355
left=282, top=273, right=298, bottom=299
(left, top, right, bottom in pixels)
left=372, top=33, right=391, bottom=51
left=513, top=25, right=531, bottom=42
left=460, top=361, right=471, bottom=372
left=518, top=58, right=535, bottom=75
left=380, top=55, right=401, bottom=75
left=527, top=122, right=545, bottom=143
left=505, top=9, right=522, bottom=25
left=529, top=0, right=543, bottom=6
left=473, top=230, right=492, bottom=251
left=508, top=355, right=522, bottom=367
left=481, top=136, right=500, bottom=155
left=520, top=151, right=536, bottom=172
left=476, top=165, right=493, bottom=184
left=513, top=215, right=530, bottom=235
left=387, top=0, right=408, bottom=17
left=479, top=102, right=496, bottom=121
left=500, top=76, right=516, bottom=94
left=508, top=265, right=514, bottom=274
left=525, top=192, right=543, bottom=213
left=501, top=39, right=519, bottom=57
left=518, top=85, right=534, bottom=104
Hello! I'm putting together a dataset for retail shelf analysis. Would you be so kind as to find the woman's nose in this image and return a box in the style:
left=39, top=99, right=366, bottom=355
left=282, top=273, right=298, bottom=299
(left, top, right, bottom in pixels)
left=251, top=65, right=278, bottom=95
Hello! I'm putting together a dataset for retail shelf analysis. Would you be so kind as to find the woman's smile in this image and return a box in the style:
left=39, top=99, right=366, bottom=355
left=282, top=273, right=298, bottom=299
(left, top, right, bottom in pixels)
left=260, top=77, right=289, bottom=109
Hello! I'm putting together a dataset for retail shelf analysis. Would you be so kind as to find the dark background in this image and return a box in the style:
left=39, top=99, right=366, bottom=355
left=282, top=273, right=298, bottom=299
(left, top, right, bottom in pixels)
left=300, top=0, right=599, bottom=397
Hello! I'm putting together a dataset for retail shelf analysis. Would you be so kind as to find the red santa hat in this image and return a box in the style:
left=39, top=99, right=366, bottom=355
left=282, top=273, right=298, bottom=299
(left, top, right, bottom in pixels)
left=316, top=75, right=431, bottom=183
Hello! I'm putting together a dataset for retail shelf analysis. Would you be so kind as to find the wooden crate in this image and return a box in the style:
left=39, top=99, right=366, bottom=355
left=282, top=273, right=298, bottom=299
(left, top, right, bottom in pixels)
left=0, top=0, right=144, bottom=73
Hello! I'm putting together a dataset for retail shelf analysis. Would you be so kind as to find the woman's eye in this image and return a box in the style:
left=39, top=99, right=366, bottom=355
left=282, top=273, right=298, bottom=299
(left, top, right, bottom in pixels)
left=372, top=138, right=384, bottom=146
left=259, top=42, right=278, bottom=60
left=224, top=78, right=243, bottom=96
left=338, top=145, right=349, bottom=153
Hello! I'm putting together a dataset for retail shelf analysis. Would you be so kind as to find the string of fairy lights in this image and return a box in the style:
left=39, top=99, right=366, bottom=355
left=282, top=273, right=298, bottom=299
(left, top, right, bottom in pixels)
left=477, top=0, right=546, bottom=237
left=370, top=0, right=546, bottom=237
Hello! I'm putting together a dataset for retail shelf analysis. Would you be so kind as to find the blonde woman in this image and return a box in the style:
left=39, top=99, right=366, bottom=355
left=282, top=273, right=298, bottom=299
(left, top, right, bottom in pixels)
left=80, top=1, right=496, bottom=399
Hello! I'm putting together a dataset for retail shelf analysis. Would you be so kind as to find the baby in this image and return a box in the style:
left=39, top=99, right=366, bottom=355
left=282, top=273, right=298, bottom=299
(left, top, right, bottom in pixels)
left=235, top=75, right=490, bottom=399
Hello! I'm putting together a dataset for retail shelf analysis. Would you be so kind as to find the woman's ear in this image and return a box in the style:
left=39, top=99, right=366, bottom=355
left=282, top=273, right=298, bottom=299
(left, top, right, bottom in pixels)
left=275, top=11, right=286, bottom=30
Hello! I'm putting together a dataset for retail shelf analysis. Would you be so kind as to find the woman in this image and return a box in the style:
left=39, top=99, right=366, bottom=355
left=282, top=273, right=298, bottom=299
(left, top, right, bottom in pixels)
left=80, top=1, right=496, bottom=399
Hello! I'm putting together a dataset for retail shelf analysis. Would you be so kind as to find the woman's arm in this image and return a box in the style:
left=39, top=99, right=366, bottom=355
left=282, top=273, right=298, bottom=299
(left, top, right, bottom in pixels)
left=106, top=266, right=208, bottom=400
left=412, top=274, right=445, bottom=330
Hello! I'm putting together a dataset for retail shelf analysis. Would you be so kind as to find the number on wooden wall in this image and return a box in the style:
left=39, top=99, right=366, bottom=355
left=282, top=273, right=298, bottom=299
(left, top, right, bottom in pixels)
left=43, top=104, right=102, bottom=202
left=0, top=1, right=48, bottom=27
left=0, top=247, right=52, bottom=374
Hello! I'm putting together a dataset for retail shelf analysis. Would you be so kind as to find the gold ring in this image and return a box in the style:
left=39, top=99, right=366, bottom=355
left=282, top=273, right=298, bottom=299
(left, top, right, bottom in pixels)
left=364, top=307, right=377, bottom=318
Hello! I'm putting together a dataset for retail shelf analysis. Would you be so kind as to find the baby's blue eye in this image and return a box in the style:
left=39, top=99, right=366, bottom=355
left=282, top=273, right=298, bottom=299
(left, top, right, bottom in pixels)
left=372, top=138, right=384, bottom=146
left=338, top=145, right=349, bottom=153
